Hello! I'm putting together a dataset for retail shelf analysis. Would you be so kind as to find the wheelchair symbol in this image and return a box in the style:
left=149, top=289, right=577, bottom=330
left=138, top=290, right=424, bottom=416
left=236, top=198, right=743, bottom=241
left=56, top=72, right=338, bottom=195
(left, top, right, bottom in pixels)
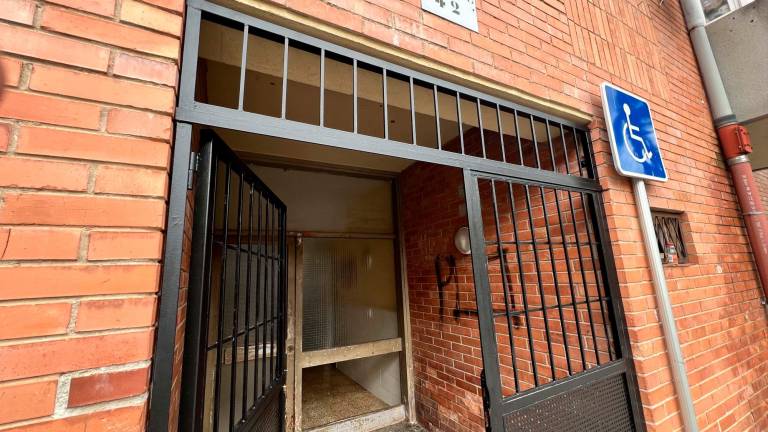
left=622, top=103, right=653, bottom=163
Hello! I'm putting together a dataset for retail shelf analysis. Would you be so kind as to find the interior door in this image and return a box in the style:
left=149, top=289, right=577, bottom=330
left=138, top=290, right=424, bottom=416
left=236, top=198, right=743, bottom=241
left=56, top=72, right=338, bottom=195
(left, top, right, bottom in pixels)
left=462, top=169, right=644, bottom=431
left=181, top=130, right=287, bottom=432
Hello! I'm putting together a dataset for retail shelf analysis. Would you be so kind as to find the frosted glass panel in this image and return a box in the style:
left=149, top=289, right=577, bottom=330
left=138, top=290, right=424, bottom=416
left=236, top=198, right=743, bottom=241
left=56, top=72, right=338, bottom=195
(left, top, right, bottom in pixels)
left=302, top=238, right=398, bottom=351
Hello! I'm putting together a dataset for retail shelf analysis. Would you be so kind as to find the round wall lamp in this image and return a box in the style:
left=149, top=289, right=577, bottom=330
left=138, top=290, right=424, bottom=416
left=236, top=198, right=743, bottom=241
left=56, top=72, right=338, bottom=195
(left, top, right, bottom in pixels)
left=454, top=226, right=471, bottom=255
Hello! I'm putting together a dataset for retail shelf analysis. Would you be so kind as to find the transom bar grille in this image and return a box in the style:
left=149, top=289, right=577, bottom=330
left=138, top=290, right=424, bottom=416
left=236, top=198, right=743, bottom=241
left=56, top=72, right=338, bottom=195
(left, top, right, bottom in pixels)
left=180, top=0, right=596, bottom=189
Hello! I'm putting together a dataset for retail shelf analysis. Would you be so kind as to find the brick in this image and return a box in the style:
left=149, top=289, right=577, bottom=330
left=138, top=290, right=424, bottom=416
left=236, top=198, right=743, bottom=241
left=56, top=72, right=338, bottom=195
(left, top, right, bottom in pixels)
left=107, top=108, right=173, bottom=140
left=0, top=90, right=101, bottom=129
left=0, top=330, right=153, bottom=381
left=0, top=378, right=58, bottom=424
left=0, top=23, right=110, bottom=71
left=68, top=366, right=150, bottom=407
left=0, top=0, right=36, bottom=25
left=0, top=303, right=72, bottom=339
left=113, top=52, right=178, bottom=87
left=0, top=157, right=89, bottom=191
left=0, top=123, right=9, bottom=153
left=76, top=297, right=156, bottom=331
left=17, top=126, right=170, bottom=168
left=1, top=56, right=23, bottom=87
left=88, top=231, right=164, bottom=260
left=0, top=193, right=166, bottom=228
left=94, top=165, right=168, bottom=197
left=41, top=7, right=180, bottom=58
left=2, top=403, right=146, bottom=432
left=0, top=264, right=160, bottom=300
left=120, top=0, right=183, bottom=35
left=47, top=0, right=116, bottom=17
left=138, top=0, right=184, bottom=12
left=0, top=227, right=82, bottom=260
left=30, top=64, right=175, bottom=113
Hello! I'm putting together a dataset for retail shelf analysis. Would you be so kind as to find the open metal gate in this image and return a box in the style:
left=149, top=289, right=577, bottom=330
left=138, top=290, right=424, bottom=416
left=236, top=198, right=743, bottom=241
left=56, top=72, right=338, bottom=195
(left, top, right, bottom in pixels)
left=180, top=130, right=287, bottom=432
left=464, top=169, right=644, bottom=431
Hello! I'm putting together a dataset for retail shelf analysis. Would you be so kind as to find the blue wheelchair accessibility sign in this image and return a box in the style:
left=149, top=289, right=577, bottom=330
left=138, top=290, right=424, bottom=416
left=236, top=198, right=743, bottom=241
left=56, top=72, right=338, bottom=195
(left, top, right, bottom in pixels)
left=601, top=83, right=668, bottom=182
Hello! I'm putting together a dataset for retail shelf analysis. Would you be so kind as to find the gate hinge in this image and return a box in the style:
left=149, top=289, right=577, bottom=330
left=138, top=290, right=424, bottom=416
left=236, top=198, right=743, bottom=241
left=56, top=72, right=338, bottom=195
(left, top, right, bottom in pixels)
left=187, top=151, right=199, bottom=190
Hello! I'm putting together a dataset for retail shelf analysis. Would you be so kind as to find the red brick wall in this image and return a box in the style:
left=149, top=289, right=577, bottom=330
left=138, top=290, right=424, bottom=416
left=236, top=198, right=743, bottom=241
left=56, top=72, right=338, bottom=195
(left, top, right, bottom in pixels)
left=0, top=0, right=182, bottom=429
left=401, top=164, right=483, bottom=432
left=252, top=0, right=768, bottom=431
left=0, top=0, right=764, bottom=431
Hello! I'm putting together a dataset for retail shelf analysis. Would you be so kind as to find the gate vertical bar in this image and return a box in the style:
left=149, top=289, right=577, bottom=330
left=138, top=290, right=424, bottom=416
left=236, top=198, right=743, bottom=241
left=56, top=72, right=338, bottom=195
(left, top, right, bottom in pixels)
left=541, top=122, right=573, bottom=375
left=213, top=163, right=232, bottom=432
left=229, top=174, right=244, bottom=431
left=177, top=127, right=211, bottom=432
left=489, top=180, right=520, bottom=391
left=243, top=183, right=254, bottom=419
left=253, top=190, right=264, bottom=400
left=261, top=197, right=271, bottom=396
left=463, top=169, right=504, bottom=432
left=506, top=182, right=540, bottom=387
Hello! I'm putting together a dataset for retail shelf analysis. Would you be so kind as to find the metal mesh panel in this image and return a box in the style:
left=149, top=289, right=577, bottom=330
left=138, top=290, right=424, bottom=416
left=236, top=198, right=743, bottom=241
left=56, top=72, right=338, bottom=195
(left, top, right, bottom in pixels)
left=302, top=238, right=399, bottom=351
left=302, top=240, right=355, bottom=350
left=252, top=393, right=281, bottom=432
left=502, top=374, right=634, bottom=432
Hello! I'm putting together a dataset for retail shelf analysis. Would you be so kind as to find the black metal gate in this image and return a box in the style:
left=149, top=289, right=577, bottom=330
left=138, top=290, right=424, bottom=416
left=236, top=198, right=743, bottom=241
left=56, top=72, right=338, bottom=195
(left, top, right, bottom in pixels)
left=146, top=2, right=647, bottom=430
left=463, top=169, right=644, bottom=431
left=180, top=130, right=287, bottom=432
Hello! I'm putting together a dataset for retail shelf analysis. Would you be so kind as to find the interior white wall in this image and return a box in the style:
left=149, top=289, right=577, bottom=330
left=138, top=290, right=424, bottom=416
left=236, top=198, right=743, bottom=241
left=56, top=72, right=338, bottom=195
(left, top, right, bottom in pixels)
left=250, top=165, right=394, bottom=234
left=337, top=354, right=402, bottom=407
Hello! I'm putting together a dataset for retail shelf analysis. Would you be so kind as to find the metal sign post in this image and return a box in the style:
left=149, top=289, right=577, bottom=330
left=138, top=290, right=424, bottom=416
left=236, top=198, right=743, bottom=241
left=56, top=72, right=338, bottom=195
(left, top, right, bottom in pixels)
left=601, top=83, right=699, bottom=432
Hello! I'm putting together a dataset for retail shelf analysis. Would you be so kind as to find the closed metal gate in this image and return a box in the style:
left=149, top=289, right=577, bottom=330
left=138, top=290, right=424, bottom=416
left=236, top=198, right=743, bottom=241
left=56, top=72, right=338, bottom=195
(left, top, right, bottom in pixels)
left=464, top=168, right=644, bottom=431
left=180, top=130, right=287, bottom=432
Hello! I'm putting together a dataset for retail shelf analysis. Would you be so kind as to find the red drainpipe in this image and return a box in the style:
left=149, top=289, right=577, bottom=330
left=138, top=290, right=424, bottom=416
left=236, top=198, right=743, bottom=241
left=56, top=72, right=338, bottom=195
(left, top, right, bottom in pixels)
left=718, top=124, right=768, bottom=300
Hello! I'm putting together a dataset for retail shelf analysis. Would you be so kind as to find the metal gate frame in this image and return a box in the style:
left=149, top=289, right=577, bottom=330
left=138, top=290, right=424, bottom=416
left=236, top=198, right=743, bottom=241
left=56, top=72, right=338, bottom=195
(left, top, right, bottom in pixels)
left=178, top=130, right=287, bottom=432
left=148, top=1, right=645, bottom=429
left=463, top=169, right=645, bottom=431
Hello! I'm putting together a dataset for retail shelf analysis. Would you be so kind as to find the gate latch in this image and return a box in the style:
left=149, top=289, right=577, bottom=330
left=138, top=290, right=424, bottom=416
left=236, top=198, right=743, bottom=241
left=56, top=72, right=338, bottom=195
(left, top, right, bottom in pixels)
left=187, top=151, right=199, bottom=190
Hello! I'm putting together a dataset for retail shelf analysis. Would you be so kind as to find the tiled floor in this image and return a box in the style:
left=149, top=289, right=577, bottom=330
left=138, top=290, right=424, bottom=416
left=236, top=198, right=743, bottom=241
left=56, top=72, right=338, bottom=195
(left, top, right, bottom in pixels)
left=374, top=422, right=428, bottom=432
left=302, top=365, right=390, bottom=429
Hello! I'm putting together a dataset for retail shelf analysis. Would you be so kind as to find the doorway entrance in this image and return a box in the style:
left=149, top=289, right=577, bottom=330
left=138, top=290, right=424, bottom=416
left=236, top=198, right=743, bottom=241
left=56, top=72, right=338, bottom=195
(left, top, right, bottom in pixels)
left=250, top=153, right=410, bottom=431
left=152, top=1, right=645, bottom=430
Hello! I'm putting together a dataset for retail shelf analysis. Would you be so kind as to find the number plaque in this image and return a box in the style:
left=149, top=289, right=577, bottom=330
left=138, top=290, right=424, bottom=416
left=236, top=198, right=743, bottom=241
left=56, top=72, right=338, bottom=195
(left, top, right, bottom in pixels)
left=421, top=0, right=478, bottom=32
